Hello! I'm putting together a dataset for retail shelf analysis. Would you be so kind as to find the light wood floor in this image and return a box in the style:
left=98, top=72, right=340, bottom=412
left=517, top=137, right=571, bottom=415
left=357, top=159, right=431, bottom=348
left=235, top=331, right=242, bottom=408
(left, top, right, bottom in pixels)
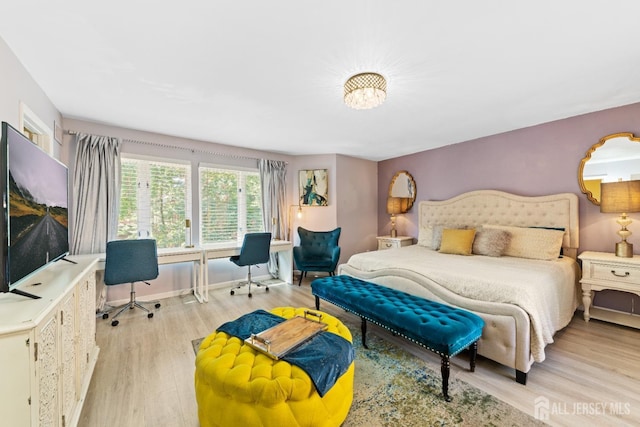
left=78, top=278, right=640, bottom=427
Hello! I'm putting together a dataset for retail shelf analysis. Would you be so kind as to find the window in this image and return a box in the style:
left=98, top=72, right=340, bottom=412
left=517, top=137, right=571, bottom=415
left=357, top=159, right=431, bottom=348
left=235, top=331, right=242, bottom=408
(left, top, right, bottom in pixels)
left=117, top=157, right=192, bottom=248
left=199, top=166, right=263, bottom=244
left=19, top=101, right=53, bottom=155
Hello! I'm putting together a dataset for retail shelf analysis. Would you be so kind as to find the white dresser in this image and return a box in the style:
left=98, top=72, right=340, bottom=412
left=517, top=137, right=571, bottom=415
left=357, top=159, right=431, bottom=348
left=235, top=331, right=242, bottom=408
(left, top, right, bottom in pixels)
left=0, top=257, right=99, bottom=427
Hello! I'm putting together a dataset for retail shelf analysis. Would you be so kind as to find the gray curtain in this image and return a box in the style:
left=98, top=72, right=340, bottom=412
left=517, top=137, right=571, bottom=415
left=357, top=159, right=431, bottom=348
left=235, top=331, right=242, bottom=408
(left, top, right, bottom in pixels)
left=71, top=133, right=121, bottom=310
left=259, top=159, right=287, bottom=277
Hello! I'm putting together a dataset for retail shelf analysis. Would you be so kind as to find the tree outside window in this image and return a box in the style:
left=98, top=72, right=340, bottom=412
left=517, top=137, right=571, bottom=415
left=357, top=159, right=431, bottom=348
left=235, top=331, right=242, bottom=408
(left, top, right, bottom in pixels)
left=200, top=167, right=263, bottom=244
left=117, top=157, right=191, bottom=248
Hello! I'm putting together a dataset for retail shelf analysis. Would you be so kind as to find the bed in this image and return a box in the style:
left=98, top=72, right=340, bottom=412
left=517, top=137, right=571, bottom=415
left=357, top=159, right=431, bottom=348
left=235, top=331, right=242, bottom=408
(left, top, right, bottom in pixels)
left=337, top=190, right=580, bottom=384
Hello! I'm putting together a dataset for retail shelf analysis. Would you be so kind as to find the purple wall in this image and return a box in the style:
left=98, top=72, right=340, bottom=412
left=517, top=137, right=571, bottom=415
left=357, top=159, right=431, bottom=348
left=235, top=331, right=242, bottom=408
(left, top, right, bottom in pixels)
left=378, top=101, right=640, bottom=312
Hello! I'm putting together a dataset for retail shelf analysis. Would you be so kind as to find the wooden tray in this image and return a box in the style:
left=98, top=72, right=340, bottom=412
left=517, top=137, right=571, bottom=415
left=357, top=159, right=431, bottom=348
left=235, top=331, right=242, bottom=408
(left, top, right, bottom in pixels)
left=244, top=311, right=328, bottom=359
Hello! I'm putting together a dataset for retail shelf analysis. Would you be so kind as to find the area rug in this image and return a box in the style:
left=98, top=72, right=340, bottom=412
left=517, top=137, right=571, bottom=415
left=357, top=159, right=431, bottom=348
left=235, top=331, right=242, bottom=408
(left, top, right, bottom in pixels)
left=192, top=321, right=542, bottom=426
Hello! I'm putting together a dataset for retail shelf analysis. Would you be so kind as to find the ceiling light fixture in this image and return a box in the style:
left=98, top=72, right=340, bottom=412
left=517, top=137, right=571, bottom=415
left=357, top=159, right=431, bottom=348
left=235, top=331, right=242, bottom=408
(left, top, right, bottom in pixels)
left=344, top=72, right=387, bottom=110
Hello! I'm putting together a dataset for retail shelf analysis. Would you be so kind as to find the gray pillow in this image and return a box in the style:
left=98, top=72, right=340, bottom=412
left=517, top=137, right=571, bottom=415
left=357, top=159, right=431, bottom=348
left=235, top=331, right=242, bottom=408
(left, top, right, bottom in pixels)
left=472, top=228, right=511, bottom=257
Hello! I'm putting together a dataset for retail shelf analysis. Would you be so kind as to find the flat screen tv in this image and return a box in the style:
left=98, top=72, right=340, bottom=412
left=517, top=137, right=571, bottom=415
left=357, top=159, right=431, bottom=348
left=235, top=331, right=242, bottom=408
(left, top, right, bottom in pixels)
left=1, top=122, right=69, bottom=298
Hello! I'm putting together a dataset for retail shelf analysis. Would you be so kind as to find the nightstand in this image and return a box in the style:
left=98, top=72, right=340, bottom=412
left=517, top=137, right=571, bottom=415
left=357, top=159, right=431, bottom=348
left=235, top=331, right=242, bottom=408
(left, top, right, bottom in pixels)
left=376, top=236, right=413, bottom=250
left=578, top=251, right=640, bottom=329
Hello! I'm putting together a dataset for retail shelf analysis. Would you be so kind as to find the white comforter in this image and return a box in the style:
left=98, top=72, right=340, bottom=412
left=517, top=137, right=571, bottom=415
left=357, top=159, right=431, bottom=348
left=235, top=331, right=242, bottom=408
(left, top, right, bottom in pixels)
left=346, top=245, right=580, bottom=362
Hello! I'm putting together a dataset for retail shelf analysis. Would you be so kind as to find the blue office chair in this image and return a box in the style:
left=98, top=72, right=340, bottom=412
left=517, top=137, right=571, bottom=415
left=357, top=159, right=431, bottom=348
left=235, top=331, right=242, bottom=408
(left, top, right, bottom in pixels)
left=293, top=227, right=341, bottom=286
left=229, top=232, right=272, bottom=298
left=102, top=239, right=161, bottom=326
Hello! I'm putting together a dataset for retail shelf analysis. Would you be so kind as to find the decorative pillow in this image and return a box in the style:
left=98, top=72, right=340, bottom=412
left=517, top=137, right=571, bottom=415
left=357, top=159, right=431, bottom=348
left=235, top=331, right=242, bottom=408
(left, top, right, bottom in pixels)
left=530, top=226, right=566, bottom=256
left=439, top=229, right=477, bottom=256
left=483, top=225, right=564, bottom=260
left=472, top=228, right=511, bottom=257
left=417, top=225, right=435, bottom=249
left=432, top=224, right=467, bottom=250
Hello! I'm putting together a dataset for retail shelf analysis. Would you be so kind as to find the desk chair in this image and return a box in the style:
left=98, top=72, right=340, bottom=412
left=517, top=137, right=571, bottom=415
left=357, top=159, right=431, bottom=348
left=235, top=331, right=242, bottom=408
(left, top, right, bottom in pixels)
left=229, top=232, right=272, bottom=298
left=293, top=227, right=341, bottom=286
left=102, top=239, right=161, bottom=327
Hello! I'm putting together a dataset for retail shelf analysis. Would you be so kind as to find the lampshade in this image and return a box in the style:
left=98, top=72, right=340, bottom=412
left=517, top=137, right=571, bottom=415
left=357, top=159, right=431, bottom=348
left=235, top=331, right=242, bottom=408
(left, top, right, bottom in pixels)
left=600, top=180, right=640, bottom=213
left=344, top=72, right=387, bottom=110
left=386, top=197, right=403, bottom=215
left=601, top=180, right=640, bottom=257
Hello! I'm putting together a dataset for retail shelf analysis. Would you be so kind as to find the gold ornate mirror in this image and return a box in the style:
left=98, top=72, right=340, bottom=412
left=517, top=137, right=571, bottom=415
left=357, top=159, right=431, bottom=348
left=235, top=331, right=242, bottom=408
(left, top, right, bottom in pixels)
left=579, top=133, right=640, bottom=205
left=388, top=170, right=416, bottom=211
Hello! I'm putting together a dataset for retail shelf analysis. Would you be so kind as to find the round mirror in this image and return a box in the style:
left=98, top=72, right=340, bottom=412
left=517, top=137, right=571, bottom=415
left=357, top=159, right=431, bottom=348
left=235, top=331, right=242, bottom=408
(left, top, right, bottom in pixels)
left=579, top=133, right=640, bottom=205
left=389, top=170, right=416, bottom=211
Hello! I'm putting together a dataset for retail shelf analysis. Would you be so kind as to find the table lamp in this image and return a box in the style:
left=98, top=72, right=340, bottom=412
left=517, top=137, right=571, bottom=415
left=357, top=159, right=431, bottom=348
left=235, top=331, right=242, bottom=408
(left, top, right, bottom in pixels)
left=600, top=180, right=640, bottom=257
left=386, top=197, right=404, bottom=238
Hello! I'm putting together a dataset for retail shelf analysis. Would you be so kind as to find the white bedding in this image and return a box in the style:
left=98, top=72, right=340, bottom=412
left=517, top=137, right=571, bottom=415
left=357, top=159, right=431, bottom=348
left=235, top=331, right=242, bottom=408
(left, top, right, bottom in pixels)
left=346, top=245, right=580, bottom=362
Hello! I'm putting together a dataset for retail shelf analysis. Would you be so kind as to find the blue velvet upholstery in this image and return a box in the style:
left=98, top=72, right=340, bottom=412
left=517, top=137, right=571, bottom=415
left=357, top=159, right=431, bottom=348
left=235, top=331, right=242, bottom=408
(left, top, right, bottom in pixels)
left=311, top=275, right=484, bottom=401
left=103, top=239, right=160, bottom=326
left=229, top=232, right=272, bottom=297
left=293, top=227, right=341, bottom=285
left=230, top=232, right=272, bottom=267
left=216, top=309, right=354, bottom=396
left=311, top=275, right=483, bottom=356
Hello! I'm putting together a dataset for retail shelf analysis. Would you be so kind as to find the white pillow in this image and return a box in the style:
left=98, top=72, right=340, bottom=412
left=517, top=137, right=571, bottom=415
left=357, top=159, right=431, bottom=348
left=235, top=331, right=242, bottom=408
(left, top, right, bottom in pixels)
left=417, top=225, right=434, bottom=249
left=482, top=225, right=564, bottom=261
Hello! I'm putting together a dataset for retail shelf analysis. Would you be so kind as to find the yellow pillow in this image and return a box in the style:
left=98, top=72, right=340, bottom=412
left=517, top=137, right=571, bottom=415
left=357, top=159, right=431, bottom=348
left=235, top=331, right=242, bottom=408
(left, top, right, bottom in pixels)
left=439, top=229, right=477, bottom=255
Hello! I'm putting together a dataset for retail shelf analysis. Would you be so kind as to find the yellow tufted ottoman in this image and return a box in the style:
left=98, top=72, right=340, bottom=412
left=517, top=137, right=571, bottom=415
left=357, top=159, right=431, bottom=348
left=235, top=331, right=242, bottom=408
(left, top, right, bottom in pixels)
left=195, top=307, right=354, bottom=427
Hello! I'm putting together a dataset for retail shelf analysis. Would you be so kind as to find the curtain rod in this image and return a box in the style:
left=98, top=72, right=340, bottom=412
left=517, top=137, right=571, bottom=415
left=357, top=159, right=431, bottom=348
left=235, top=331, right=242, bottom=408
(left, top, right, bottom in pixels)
left=66, top=130, right=287, bottom=164
left=123, top=137, right=264, bottom=163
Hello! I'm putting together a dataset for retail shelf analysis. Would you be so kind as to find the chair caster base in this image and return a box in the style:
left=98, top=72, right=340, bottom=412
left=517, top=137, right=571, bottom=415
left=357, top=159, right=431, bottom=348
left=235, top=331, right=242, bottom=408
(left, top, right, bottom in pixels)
left=248, top=293, right=252, bottom=298
left=102, top=313, right=109, bottom=319
left=230, top=290, right=235, bottom=295
left=155, top=303, right=161, bottom=309
left=148, top=313, right=154, bottom=319
left=111, top=320, right=119, bottom=327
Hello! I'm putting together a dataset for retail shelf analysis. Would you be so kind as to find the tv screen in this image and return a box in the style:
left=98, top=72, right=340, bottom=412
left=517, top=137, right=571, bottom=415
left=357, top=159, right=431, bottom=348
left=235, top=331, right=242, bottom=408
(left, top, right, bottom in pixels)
left=1, top=122, right=69, bottom=294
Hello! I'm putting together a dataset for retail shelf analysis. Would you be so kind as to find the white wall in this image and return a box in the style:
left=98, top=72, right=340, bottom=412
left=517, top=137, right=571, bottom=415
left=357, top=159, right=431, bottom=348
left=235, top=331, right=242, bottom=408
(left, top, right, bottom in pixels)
left=336, top=155, right=378, bottom=263
left=0, top=36, right=63, bottom=160
left=288, top=154, right=338, bottom=241
left=288, top=153, right=378, bottom=266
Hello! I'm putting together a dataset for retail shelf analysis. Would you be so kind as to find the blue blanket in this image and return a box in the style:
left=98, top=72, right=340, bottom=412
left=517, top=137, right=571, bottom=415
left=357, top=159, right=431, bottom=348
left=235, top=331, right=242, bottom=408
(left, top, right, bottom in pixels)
left=216, top=309, right=354, bottom=396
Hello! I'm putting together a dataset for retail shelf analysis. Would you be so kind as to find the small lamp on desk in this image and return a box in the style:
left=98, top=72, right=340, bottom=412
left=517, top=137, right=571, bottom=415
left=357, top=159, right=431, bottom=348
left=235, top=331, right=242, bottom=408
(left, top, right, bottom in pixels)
left=600, top=180, right=640, bottom=257
left=287, top=204, right=303, bottom=241
left=386, top=197, right=404, bottom=238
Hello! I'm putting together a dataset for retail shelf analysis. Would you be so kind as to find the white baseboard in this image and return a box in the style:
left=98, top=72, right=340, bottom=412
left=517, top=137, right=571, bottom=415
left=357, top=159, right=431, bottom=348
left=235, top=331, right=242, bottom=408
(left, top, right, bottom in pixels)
left=104, top=274, right=282, bottom=306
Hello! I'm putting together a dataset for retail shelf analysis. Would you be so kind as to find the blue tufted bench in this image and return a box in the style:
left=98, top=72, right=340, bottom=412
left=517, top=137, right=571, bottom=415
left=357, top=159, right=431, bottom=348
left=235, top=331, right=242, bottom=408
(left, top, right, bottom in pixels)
left=311, top=275, right=484, bottom=402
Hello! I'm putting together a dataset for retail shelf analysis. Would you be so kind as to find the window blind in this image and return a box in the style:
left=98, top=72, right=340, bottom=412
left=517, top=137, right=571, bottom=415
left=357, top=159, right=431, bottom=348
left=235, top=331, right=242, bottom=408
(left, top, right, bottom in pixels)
left=118, top=157, right=191, bottom=248
left=199, top=166, right=263, bottom=244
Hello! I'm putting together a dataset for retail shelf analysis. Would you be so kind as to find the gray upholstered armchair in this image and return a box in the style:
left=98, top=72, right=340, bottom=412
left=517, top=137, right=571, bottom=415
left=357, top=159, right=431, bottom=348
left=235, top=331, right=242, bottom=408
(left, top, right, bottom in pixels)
left=292, top=227, right=341, bottom=286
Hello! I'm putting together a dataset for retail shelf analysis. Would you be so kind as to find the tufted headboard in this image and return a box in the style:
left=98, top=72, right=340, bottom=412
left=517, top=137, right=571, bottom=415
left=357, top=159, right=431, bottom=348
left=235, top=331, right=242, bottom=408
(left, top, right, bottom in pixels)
left=418, top=190, right=579, bottom=259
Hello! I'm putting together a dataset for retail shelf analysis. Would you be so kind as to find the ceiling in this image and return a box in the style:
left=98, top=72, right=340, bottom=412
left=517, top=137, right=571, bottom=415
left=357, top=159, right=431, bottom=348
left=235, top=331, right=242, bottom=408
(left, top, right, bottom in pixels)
left=2, top=1, right=640, bottom=161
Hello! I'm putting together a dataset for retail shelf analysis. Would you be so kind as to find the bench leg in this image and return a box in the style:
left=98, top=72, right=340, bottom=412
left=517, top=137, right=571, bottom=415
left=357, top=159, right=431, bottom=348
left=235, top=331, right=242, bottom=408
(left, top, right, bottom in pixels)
left=360, top=317, right=369, bottom=349
left=469, top=341, right=478, bottom=372
left=314, top=295, right=320, bottom=310
left=441, top=356, right=451, bottom=402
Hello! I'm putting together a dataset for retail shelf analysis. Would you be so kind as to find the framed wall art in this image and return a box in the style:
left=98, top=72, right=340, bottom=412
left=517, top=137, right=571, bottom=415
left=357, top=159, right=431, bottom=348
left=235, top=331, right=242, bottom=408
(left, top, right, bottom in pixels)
left=299, top=169, right=328, bottom=206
